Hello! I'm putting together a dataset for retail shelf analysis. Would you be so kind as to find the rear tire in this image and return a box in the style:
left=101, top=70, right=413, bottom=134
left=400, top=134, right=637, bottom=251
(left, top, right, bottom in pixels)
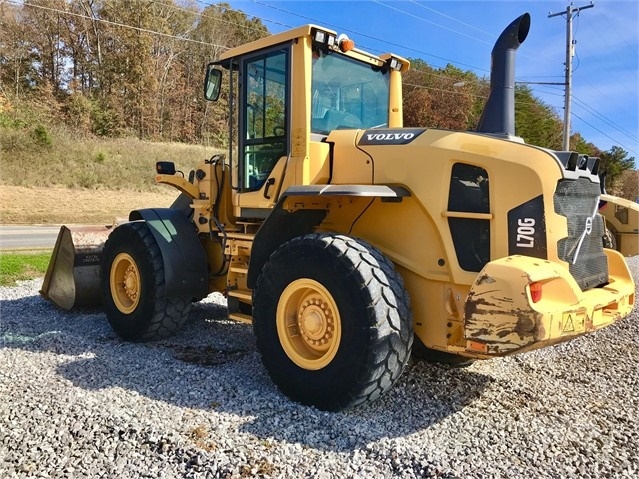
left=100, top=221, right=191, bottom=341
left=253, top=233, right=413, bottom=411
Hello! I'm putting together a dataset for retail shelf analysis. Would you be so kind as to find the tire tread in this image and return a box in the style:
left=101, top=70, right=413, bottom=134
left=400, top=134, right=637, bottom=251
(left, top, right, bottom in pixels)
left=101, top=222, right=191, bottom=342
left=254, top=233, right=413, bottom=410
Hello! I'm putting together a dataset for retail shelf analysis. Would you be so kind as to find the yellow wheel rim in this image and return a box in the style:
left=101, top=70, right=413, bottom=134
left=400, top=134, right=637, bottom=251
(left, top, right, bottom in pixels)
left=276, top=278, right=342, bottom=370
left=110, top=252, right=141, bottom=314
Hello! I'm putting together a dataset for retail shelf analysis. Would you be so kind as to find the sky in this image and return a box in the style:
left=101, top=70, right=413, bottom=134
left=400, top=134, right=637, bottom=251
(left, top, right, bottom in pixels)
left=225, top=0, right=639, bottom=161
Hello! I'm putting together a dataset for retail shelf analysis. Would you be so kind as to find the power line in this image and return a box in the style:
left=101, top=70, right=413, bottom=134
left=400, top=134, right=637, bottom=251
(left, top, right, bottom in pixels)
left=242, top=0, right=629, bottom=140
left=157, top=0, right=276, bottom=36
left=518, top=75, right=566, bottom=79
left=572, top=96, right=638, bottom=144
left=407, top=0, right=496, bottom=39
left=10, top=0, right=635, bottom=154
left=370, top=0, right=493, bottom=47
left=5, top=0, right=484, bottom=91
left=12, top=0, right=229, bottom=49
left=571, top=111, right=637, bottom=156
left=10, top=0, right=548, bottom=124
left=245, top=0, right=488, bottom=72
left=242, top=0, right=586, bottom=113
left=599, top=10, right=636, bottom=50
left=194, top=0, right=294, bottom=30
left=574, top=75, right=638, bottom=124
left=246, top=0, right=573, bottom=98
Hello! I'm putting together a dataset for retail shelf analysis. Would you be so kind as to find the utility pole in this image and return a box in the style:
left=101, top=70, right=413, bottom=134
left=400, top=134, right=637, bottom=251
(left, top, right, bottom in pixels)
left=549, top=2, right=595, bottom=151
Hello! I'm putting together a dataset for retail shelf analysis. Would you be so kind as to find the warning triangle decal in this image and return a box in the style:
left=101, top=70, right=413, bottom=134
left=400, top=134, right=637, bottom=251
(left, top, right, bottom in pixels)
left=563, top=315, right=575, bottom=332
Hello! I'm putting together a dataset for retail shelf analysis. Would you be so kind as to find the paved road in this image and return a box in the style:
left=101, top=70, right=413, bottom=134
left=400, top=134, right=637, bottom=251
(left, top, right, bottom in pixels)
left=0, top=225, right=62, bottom=250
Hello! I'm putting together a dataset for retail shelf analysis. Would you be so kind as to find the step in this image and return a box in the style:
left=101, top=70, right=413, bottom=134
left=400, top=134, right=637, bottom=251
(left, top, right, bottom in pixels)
left=228, top=312, right=252, bottom=324
left=223, top=232, right=255, bottom=240
left=236, top=221, right=262, bottom=234
left=227, top=289, right=252, bottom=302
left=229, top=265, right=249, bottom=274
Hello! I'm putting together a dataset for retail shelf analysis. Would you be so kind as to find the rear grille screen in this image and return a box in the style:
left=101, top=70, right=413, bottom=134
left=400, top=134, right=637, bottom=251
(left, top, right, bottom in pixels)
left=554, top=178, right=608, bottom=290
left=448, top=163, right=490, bottom=272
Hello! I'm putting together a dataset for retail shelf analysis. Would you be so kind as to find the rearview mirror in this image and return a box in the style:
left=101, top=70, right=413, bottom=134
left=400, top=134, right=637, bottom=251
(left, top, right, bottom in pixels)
left=204, top=64, right=222, bottom=101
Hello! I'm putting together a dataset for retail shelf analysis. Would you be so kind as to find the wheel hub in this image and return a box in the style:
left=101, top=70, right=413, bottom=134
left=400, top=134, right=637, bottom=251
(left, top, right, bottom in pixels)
left=124, top=266, right=139, bottom=299
left=298, top=298, right=334, bottom=347
left=277, top=279, right=342, bottom=370
left=110, top=253, right=141, bottom=314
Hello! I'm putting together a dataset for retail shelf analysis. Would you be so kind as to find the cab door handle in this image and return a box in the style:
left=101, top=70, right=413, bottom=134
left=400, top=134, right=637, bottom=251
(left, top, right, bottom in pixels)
left=263, top=178, right=276, bottom=199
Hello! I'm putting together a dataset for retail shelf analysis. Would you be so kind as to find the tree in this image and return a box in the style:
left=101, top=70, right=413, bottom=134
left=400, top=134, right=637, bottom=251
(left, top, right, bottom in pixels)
left=599, top=145, right=636, bottom=194
left=615, top=169, right=639, bottom=201
left=570, top=132, right=602, bottom=158
left=0, top=2, right=38, bottom=98
left=514, top=85, right=563, bottom=150
left=21, top=0, right=75, bottom=94
left=403, top=61, right=479, bottom=131
left=189, top=2, right=268, bottom=145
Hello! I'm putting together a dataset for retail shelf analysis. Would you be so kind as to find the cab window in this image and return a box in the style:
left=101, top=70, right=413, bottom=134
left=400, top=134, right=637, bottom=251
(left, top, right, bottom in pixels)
left=311, top=49, right=390, bottom=134
left=241, top=47, right=289, bottom=192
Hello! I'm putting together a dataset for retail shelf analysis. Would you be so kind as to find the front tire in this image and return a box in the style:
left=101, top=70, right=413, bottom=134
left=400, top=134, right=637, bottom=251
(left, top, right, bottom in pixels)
left=253, top=233, right=413, bottom=411
left=100, top=221, right=191, bottom=341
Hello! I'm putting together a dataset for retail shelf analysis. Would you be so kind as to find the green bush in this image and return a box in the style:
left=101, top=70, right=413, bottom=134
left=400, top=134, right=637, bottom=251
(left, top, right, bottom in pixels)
left=0, top=128, right=28, bottom=153
left=77, top=170, right=99, bottom=188
left=31, top=124, right=53, bottom=148
left=64, top=94, right=94, bottom=132
left=94, top=150, right=108, bottom=163
left=0, top=111, right=25, bottom=129
left=91, top=105, right=121, bottom=137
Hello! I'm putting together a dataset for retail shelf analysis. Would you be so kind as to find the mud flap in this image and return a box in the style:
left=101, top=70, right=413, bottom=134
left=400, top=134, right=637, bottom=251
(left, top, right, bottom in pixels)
left=40, top=225, right=113, bottom=310
left=129, top=208, right=208, bottom=300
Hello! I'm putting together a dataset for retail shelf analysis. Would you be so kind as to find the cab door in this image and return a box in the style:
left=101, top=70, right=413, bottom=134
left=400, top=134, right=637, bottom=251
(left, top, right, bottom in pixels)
left=236, top=45, right=290, bottom=218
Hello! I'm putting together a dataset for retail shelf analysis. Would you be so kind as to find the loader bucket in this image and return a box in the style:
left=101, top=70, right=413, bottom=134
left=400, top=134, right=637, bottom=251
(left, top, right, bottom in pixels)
left=40, top=225, right=113, bottom=310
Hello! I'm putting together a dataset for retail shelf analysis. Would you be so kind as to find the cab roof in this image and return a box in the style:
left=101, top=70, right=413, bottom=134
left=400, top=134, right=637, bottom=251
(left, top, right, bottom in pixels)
left=219, top=25, right=321, bottom=61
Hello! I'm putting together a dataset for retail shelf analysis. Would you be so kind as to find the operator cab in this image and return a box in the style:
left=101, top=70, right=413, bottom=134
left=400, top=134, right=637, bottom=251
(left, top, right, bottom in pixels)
left=204, top=25, right=408, bottom=218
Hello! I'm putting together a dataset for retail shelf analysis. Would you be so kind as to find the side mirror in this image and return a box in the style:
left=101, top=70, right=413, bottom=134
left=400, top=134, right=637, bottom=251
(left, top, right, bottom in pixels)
left=156, top=161, right=176, bottom=175
left=204, top=64, right=222, bottom=101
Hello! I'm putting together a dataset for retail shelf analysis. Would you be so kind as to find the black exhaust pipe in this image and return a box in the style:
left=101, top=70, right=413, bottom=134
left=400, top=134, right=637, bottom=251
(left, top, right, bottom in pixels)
left=476, top=13, right=531, bottom=136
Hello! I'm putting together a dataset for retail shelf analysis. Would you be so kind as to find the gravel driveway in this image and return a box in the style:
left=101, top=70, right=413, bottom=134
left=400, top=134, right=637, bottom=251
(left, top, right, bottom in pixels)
left=1, top=257, right=638, bottom=479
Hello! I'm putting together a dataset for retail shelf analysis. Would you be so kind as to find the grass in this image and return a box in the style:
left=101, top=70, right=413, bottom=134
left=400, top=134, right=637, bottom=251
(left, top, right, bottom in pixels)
left=0, top=122, right=222, bottom=284
left=0, top=251, right=52, bottom=286
left=0, top=124, right=223, bottom=192
left=0, top=110, right=223, bottom=282
left=0, top=105, right=224, bottom=286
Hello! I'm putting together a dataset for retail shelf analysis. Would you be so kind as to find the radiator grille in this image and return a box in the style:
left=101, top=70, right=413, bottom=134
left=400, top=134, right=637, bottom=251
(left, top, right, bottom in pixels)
left=554, top=178, right=608, bottom=290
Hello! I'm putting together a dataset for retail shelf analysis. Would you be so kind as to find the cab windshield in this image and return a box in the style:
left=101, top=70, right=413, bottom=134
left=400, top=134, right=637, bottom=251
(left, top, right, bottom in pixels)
left=311, top=50, right=390, bottom=134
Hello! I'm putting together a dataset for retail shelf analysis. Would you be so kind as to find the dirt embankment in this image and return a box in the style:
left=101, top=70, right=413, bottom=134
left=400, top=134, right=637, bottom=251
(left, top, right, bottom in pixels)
left=0, top=186, right=178, bottom=225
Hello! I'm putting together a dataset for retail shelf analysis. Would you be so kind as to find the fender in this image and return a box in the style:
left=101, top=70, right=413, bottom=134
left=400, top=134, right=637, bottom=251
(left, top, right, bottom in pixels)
left=247, top=184, right=410, bottom=288
left=247, top=204, right=327, bottom=289
left=129, top=208, right=208, bottom=300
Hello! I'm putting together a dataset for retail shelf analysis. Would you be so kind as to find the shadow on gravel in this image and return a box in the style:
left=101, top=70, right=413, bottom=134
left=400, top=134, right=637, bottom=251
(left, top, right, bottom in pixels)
left=237, top=360, right=496, bottom=452
left=2, top=290, right=494, bottom=453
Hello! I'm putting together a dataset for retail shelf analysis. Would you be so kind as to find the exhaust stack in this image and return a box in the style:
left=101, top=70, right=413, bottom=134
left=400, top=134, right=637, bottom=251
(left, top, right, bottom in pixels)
left=476, top=13, right=531, bottom=136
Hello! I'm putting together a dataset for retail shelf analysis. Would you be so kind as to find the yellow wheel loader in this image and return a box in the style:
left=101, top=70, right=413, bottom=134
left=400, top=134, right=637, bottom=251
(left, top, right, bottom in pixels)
left=599, top=194, right=639, bottom=257
left=41, top=13, right=635, bottom=411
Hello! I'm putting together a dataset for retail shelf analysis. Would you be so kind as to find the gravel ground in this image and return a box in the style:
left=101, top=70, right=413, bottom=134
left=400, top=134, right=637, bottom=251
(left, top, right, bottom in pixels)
left=1, top=257, right=638, bottom=479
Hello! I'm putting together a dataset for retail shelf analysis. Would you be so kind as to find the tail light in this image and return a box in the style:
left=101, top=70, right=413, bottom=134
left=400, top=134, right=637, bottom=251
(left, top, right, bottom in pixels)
left=529, top=282, right=542, bottom=303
